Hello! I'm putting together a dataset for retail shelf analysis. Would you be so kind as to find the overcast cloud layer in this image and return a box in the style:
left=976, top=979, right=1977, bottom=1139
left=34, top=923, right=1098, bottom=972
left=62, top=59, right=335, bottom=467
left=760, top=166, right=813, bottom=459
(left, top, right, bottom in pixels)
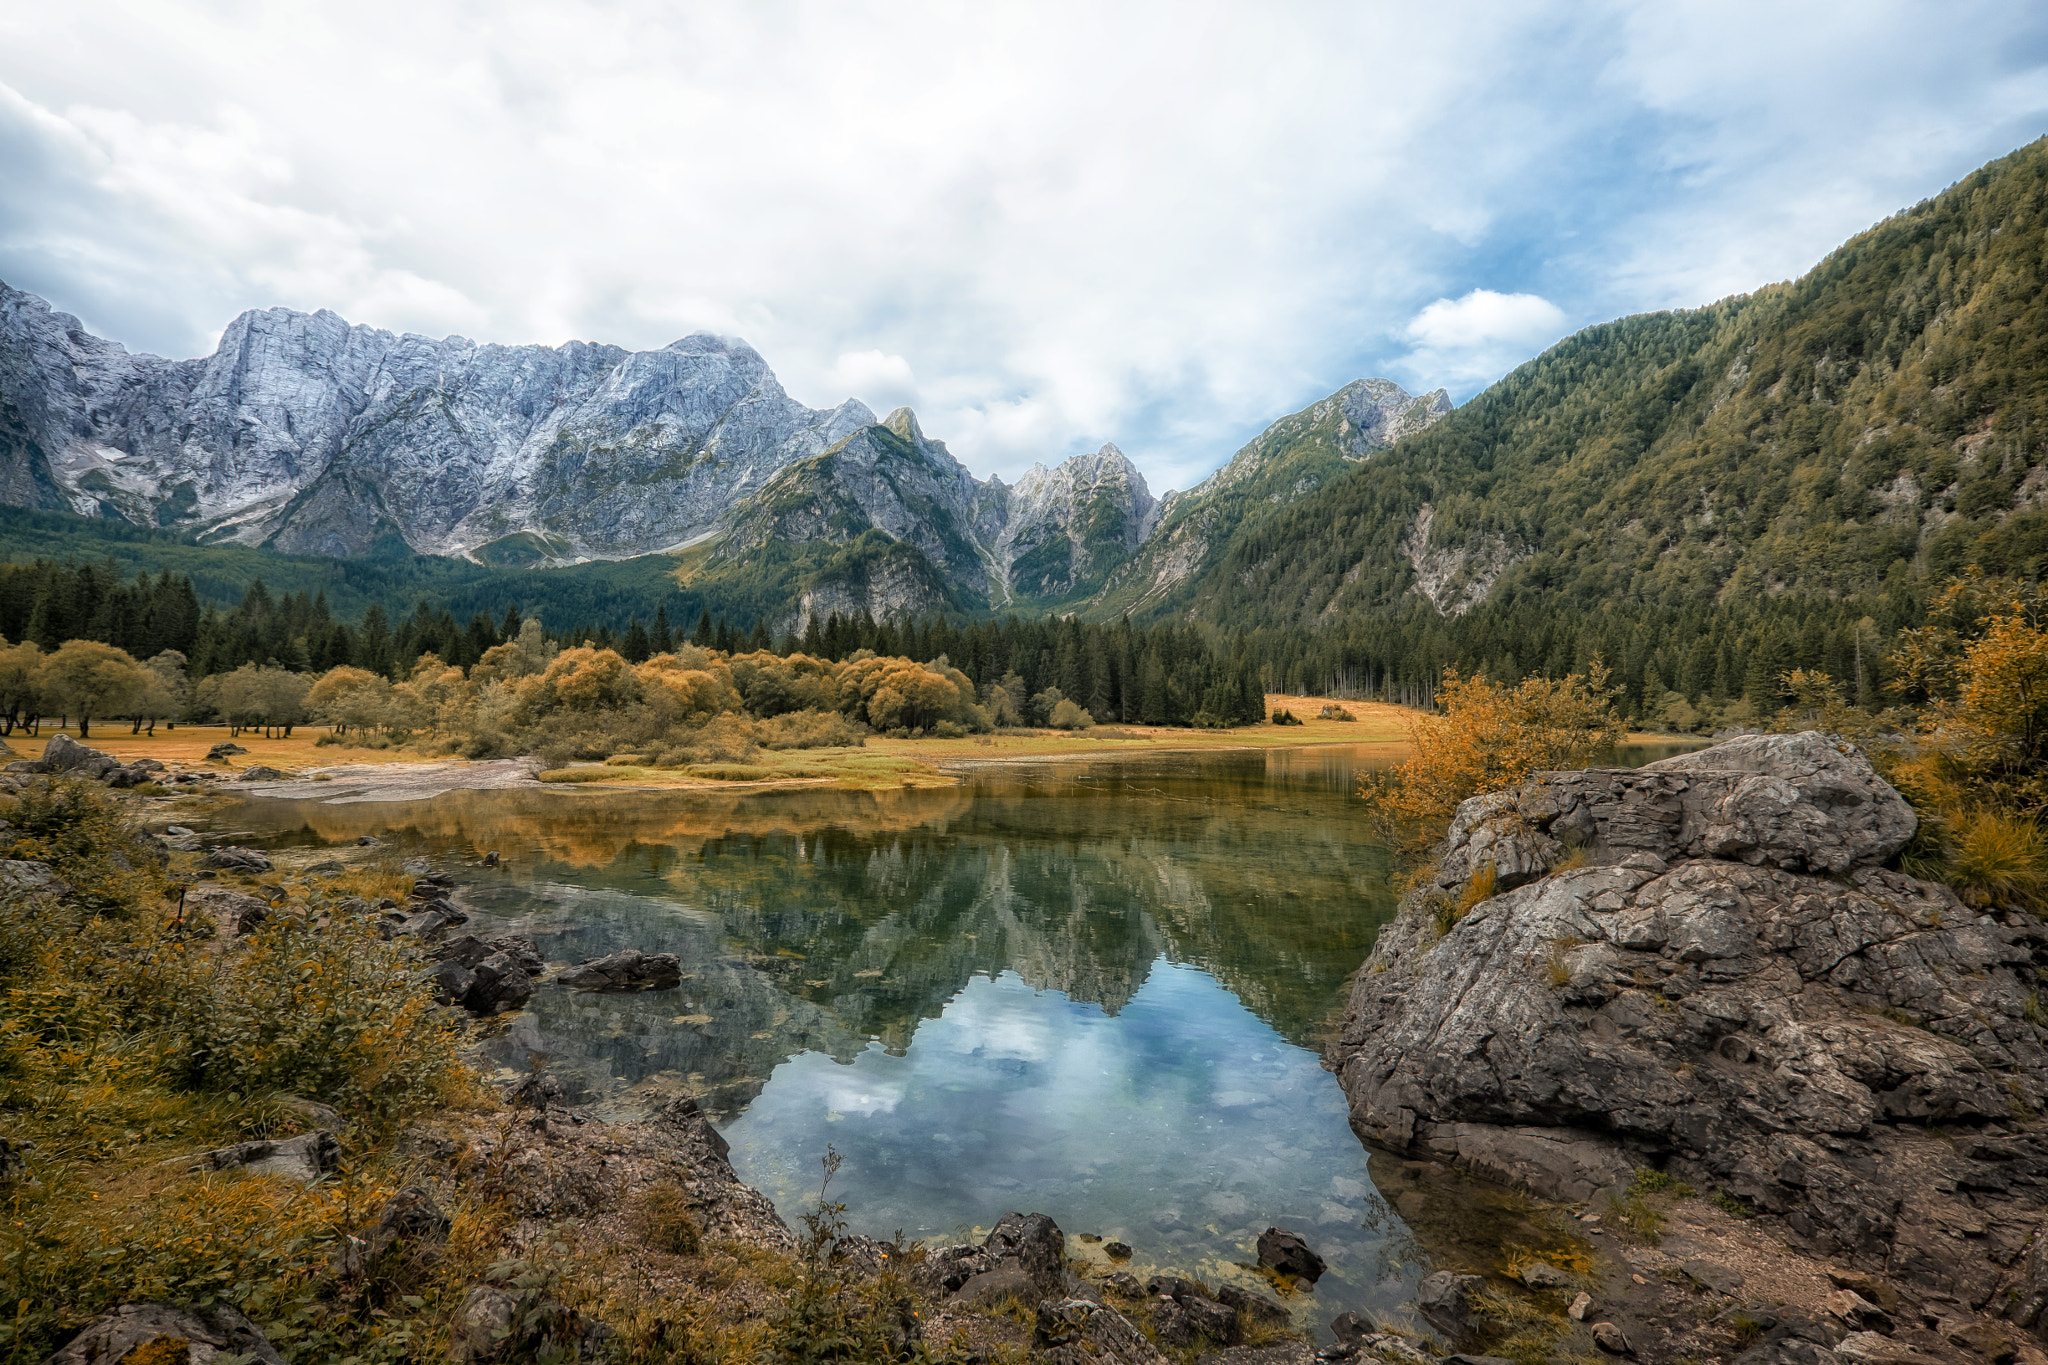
left=1, top=1, right=2045, bottom=494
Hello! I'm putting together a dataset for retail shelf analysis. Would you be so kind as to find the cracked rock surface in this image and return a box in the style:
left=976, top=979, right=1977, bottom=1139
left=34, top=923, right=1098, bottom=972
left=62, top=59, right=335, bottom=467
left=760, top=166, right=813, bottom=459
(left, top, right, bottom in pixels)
left=1329, top=731, right=2048, bottom=1328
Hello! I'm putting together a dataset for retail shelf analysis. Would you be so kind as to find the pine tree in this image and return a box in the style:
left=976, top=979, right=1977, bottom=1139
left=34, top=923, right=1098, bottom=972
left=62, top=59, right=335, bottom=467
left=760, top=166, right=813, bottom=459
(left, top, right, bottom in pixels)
left=623, top=617, right=652, bottom=663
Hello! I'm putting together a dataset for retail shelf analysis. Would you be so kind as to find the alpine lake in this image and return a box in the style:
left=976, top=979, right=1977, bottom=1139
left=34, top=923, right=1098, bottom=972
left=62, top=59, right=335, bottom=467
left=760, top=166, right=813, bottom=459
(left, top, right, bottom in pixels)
left=215, top=741, right=1694, bottom=1343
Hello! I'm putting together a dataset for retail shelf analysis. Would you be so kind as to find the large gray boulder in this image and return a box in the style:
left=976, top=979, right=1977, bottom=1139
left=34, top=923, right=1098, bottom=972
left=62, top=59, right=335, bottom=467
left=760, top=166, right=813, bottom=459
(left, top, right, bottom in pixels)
left=39, top=1301, right=285, bottom=1364
left=0, top=861, right=70, bottom=899
left=1035, top=1297, right=1170, bottom=1365
left=1329, top=731, right=2048, bottom=1306
left=169, top=1130, right=340, bottom=1184
left=41, top=734, right=119, bottom=778
left=1430, top=731, right=1917, bottom=901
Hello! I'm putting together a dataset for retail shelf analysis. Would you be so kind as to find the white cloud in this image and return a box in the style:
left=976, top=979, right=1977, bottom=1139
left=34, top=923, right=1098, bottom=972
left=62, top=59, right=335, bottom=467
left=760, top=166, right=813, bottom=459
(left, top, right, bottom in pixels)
left=1406, top=290, right=1567, bottom=351
left=0, top=1, right=2043, bottom=496
left=824, top=350, right=918, bottom=414
left=1401, top=289, right=1569, bottom=392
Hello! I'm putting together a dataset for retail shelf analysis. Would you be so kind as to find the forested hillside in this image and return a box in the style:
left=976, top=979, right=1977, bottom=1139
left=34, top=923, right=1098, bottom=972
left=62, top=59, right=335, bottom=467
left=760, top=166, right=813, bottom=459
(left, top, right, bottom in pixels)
left=1086, top=378, right=1448, bottom=620
left=1182, top=136, right=2048, bottom=629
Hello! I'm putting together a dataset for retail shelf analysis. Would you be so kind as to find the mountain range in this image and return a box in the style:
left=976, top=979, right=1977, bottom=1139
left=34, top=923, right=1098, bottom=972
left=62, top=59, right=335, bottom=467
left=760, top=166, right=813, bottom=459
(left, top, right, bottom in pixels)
left=0, top=281, right=1448, bottom=627
left=6, top=135, right=2045, bottom=640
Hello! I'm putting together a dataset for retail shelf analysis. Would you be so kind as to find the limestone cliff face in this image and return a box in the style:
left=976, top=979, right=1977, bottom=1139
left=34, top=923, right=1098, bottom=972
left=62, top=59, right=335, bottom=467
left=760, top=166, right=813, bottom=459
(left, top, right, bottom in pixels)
left=0, top=281, right=1445, bottom=628
left=997, top=444, right=1159, bottom=602
left=1329, top=732, right=2048, bottom=1319
left=0, top=283, right=1165, bottom=612
left=705, top=409, right=1161, bottom=624
left=0, top=281, right=874, bottom=561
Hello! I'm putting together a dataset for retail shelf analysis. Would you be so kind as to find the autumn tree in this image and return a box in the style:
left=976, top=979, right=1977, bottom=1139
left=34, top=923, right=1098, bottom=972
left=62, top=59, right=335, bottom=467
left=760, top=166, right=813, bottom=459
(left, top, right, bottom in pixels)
left=126, top=649, right=190, bottom=734
left=200, top=664, right=312, bottom=738
left=37, top=640, right=150, bottom=739
left=1360, top=663, right=1624, bottom=852
left=0, top=640, right=42, bottom=736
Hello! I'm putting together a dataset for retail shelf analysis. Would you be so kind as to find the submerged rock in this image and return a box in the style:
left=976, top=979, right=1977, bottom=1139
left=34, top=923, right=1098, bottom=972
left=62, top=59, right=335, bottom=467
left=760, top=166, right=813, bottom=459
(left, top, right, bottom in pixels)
left=1518, top=1260, right=1573, bottom=1290
left=1255, top=1227, right=1325, bottom=1282
left=1417, top=1271, right=1485, bottom=1344
left=556, top=948, right=682, bottom=992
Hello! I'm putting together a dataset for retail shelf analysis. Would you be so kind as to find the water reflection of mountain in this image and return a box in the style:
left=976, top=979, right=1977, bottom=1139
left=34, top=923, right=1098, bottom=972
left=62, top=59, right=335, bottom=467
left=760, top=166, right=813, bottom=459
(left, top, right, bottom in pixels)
left=229, top=748, right=1402, bottom=1113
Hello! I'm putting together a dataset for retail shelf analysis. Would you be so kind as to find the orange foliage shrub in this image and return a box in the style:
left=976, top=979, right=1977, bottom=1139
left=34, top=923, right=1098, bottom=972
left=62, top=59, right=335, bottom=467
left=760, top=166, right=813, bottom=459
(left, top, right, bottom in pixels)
left=1360, top=663, right=1623, bottom=852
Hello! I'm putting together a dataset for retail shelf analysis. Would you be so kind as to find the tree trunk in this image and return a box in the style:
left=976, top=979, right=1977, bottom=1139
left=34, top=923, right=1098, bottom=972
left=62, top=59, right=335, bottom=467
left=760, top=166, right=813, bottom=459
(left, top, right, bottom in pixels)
left=78, top=713, right=90, bottom=739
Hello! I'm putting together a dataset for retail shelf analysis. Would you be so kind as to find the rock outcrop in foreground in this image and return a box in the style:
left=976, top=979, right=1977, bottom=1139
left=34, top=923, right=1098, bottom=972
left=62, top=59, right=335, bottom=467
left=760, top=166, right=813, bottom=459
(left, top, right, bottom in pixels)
left=1330, top=733, right=2048, bottom=1327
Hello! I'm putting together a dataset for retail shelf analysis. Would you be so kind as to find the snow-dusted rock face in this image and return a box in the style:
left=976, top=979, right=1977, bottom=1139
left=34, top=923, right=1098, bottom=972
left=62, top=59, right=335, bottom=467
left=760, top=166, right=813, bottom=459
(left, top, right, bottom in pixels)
left=0, top=282, right=873, bottom=561
left=0, top=282, right=1431, bottom=626
left=714, top=411, right=1159, bottom=619
left=0, top=284, right=1163, bottom=597
left=997, top=444, right=1158, bottom=601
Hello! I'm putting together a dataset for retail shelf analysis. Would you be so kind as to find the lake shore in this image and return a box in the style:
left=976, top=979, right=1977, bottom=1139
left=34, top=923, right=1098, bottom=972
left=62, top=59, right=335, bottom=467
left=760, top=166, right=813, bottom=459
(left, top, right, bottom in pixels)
left=2, top=695, right=1698, bottom=804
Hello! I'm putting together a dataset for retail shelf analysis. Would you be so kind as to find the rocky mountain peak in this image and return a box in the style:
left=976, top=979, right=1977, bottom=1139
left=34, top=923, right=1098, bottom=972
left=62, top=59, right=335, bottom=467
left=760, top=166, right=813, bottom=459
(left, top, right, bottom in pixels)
left=0, top=282, right=871, bottom=562
left=1336, top=378, right=1452, bottom=457
left=882, top=406, right=924, bottom=443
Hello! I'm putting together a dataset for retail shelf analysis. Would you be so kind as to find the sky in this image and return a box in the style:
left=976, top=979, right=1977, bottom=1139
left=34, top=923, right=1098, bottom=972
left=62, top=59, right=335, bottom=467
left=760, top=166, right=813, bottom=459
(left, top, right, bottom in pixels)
left=2, top=2, right=2046, bottom=496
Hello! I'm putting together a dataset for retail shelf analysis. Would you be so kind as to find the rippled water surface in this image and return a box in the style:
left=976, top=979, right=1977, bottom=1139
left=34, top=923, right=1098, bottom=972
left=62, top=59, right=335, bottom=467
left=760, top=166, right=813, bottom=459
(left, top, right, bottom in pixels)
left=221, top=741, right=1698, bottom=1336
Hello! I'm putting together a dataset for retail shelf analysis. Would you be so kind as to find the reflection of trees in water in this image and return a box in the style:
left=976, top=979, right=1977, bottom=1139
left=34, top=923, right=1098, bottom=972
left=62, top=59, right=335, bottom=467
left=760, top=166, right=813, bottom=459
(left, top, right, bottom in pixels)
left=461, top=882, right=867, bottom=1117
left=234, top=749, right=1403, bottom=1109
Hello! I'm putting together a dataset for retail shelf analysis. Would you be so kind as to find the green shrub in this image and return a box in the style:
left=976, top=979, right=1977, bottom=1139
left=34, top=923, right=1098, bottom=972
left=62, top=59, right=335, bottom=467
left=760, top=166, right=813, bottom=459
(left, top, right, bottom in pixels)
left=1630, top=1168, right=1695, bottom=1197
left=757, top=709, right=867, bottom=750
left=1952, top=809, right=2048, bottom=907
left=538, top=766, right=618, bottom=783
left=639, top=1180, right=703, bottom=1255
left=1, top=778, right=163, bottom=913
left=173, top=914, right=469, bottom=1128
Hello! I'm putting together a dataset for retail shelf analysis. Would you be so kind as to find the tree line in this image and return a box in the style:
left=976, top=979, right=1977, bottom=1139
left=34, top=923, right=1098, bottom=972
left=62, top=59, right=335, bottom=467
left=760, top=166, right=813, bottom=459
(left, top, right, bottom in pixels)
left=0, top=546, right=1987, bottom=743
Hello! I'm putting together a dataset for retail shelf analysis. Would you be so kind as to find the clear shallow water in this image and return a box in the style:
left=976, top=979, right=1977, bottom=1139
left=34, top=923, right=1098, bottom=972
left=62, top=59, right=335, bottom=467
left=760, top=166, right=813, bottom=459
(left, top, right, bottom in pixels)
left=723, top=964, right=1406, bottom=1321
left=219, top=741, right=1699, bottom=1338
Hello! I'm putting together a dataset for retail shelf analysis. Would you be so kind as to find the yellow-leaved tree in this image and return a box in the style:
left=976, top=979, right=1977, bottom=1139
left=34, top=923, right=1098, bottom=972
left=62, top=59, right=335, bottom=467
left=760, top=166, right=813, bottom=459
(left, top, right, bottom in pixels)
left=1881, top=577, right=2048, bottom=906
left=1359, top=663, right=1624, bottom=854
left=36, top=640, right=151, bottom=739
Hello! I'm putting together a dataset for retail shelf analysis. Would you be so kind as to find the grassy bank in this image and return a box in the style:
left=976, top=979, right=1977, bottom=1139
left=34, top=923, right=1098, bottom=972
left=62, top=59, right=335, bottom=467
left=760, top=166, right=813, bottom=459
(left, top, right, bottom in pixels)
left=8, top=694, right=1417, bottom=798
